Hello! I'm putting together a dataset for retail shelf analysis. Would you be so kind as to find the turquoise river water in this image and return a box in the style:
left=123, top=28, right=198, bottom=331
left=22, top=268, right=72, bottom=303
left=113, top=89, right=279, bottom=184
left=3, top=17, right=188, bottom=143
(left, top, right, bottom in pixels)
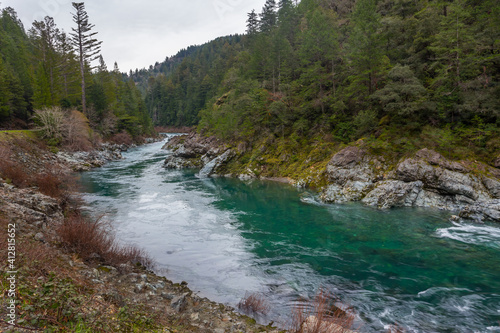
left=79, top=136, right=500, bottom=332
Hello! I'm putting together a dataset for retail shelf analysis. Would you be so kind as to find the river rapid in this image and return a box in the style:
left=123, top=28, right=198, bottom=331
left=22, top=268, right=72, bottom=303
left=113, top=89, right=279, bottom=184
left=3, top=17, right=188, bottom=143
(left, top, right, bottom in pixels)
left=78, top=136, right=500, bottom=332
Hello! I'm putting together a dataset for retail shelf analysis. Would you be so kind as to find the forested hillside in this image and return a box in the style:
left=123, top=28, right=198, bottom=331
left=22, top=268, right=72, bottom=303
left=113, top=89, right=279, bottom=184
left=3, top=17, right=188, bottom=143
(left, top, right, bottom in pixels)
left=0, top=5, right=153, bottom=138
left=137, top=35, right=244, bottom=126
left=143, top=0, right=499, bottom=162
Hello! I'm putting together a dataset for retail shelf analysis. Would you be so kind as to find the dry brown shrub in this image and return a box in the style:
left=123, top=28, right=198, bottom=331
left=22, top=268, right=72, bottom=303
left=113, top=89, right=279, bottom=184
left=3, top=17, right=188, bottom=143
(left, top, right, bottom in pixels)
left=108, top=131, right=133, bottom=145
left=64, top=110, right=93, bottom=152
left=238, top=292, right=270, bottom=315
left=32, top=164, right=79, bottom=209
left=33, top=164, right=65, bottom=198
left=290, top=289, right=357, bottom=333
left=0, top=145, right=30, bottom=187
left=57, top=213, right=154, bottom=269
left=386, top=323, right=406, bottom=333
left=107, top=243, right=156, bottom=269
left=57, top=213, right=114, bottom=261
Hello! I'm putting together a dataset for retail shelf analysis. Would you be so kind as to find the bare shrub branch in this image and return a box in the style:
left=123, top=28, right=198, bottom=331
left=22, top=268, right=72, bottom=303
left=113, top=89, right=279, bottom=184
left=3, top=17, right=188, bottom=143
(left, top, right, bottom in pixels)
left=57, top=213, right=155, bottom=270
left=238, top=292, right=270, bottom=315
left=33, top=107, right=67, bottom=141
left=290, top=289, right=357, bottom=333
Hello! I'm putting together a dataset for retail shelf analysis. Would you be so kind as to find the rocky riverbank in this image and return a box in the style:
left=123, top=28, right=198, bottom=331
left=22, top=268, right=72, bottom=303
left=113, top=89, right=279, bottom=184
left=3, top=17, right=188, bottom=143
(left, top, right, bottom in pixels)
left=0, top=134, right=281, bottom=332
left=0, top=181, right=281, bottom=332
left=162, top=133, right=500, bottom=223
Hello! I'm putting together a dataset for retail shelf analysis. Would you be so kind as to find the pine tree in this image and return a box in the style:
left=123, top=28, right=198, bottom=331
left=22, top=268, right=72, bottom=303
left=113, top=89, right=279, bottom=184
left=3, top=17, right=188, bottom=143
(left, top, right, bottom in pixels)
left=246, top=10, right=259, bottom=35
left=0, top=58, right=13, bottom=120
left=259, top=0, right=277, bottom=33
left=347, top=0, right=385, bottom=96
left=0, top=7, right=32, bottom=121
left=70, top=2, right=102, bottom=114
left=29, top=16, right=62, bottom=107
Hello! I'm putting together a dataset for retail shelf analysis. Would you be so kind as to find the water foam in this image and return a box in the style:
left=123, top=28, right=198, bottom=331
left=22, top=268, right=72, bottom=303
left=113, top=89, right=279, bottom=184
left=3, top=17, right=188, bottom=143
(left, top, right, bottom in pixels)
left=436, top=222, right=500, bottom=249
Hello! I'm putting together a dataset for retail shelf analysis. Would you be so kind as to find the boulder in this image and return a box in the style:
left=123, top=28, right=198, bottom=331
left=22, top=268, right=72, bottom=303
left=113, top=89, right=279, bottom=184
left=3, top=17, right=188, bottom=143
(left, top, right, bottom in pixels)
left=164, top=156, right=201, bottom=169
left=321, top=147, right=500, bottom=221
left=322, top=146, right=386, bottom=203
left=321, top=181, right=373, bottom=203
left=396, top=159, right=478, bottom=200
left=362, top=180, right=423, bottom=209
left=459, top=199, right=500, bottom=222
left=482, top=177, right=500, bottom=199
left=198, top=150, right=234, bottom=178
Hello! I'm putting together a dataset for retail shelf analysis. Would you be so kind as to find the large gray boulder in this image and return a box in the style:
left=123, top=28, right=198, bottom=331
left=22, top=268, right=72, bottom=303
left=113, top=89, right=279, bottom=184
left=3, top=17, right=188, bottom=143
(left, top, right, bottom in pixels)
left=321, top=147, right=500, bottom=222
left=322, top=146, right=385, bottom=203
left=459, top=199, right=500, bottom=222
left=362, top=180, right=423, bottom=209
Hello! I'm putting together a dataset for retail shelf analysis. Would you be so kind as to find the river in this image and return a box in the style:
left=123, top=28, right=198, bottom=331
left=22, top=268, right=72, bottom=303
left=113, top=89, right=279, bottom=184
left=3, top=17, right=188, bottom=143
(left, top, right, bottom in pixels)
left=78, top=136, right=500, bottom=332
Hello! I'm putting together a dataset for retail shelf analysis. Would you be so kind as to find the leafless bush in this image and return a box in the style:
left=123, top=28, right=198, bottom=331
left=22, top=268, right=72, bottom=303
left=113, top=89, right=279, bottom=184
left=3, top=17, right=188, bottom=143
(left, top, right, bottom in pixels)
left=238, top=292, right=270, bottom=315
left=109, top=131, right=133, bottom=145
left=57, top=213, right=155, bottom=269
left=33, top=107, right=67, bottom=141
left=57, top=213, right=113, bottom=261
left=33, top=108, right=94, bottom=151
left=290, top=289, right=356, bottom=333
left=0, top=145, right=30, bottom=187
left=107, top=243, right=156, bottom=270
left=64, top=110, right=93, bottom=151
left=33, top=164, right=76, bottom=199
left=386, top=323, right=406, bottom=333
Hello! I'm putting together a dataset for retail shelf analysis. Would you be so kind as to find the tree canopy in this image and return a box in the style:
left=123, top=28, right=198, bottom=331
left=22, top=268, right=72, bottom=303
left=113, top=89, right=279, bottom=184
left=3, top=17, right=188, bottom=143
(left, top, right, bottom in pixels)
left=0, top=5, right=153, bottom=138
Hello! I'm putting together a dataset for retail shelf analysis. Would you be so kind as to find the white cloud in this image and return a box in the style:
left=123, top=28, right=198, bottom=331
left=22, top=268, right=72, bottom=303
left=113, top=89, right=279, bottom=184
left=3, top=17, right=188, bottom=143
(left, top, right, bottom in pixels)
left=1, top=0, right=266, bottom=71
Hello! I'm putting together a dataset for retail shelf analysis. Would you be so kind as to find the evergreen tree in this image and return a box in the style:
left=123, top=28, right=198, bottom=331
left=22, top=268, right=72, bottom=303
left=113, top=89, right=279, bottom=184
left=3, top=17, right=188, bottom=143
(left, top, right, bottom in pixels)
left=347, top=0, right=386, bottom=97
left=29, top=16, right=62, bottom=107
left=259, top=0, right=277, bottom=33
left=56, top=31, right=80, bottom=105
left=0, top=7, right=32, bottom=121
left=0, top=58, right=12, bottom=120
left=70, top=2, right=102, bottom=114
left=246, top=10, right=259, bottom=35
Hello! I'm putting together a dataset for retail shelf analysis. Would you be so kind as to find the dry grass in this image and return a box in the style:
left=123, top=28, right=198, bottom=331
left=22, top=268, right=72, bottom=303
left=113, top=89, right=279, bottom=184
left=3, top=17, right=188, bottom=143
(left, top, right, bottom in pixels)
left=238, top=292, right=270, bottom=315
left=290, top=289, right=356, bottom=333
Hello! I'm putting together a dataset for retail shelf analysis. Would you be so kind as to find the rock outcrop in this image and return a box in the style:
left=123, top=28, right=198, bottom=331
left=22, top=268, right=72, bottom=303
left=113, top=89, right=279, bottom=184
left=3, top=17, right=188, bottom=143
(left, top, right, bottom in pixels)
left=56, top=143, right=128, bottom=171
left=321, top=147, right=500, bottom=222
left=163, top=133, right=234, bottom=174
left=161, top=133, right=500, bottom=222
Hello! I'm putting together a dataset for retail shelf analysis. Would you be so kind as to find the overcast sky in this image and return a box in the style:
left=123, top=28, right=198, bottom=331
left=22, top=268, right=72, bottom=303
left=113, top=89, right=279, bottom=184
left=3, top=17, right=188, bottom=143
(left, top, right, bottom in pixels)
left=1, top=0, right=266, bottom=72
